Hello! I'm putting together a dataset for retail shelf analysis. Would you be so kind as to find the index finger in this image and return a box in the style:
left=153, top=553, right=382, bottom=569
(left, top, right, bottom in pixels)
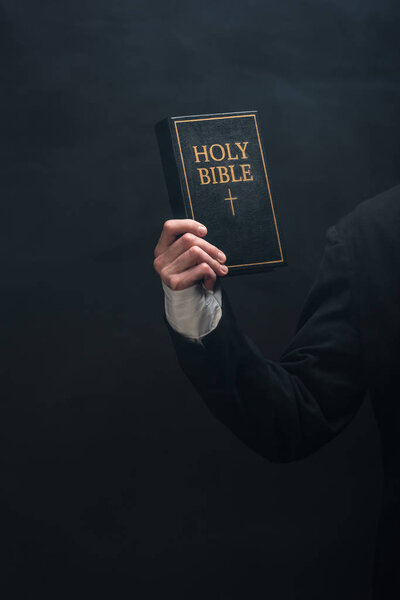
left=154, top=219, right=208, bottom=257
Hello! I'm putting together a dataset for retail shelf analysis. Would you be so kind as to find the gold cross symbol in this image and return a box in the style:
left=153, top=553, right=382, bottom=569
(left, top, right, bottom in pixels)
left=224, top=188, right=238, bottom=216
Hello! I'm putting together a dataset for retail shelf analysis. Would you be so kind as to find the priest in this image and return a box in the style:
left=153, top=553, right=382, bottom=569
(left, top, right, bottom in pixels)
left=153, top=184, right=400, bottom=598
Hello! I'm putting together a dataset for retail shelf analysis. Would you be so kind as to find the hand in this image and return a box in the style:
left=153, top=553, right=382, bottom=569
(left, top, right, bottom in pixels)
left=153, top=219, right=228, bottom=291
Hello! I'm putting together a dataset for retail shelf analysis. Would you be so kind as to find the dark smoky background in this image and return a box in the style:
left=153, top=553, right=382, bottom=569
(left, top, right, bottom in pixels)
left=0, top=1, right=399, bottom=598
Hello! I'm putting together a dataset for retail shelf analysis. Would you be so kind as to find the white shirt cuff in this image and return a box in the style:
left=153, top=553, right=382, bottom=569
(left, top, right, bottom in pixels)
left=162, top=279, right=222, bottom=343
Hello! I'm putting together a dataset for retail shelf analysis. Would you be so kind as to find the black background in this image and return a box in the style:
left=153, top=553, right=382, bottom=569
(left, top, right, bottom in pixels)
left=1, top=1, right=399, bottom=598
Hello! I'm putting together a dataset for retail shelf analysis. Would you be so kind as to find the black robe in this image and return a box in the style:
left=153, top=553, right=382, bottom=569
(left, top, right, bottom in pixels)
left=164, top=183, right=400, bottom=597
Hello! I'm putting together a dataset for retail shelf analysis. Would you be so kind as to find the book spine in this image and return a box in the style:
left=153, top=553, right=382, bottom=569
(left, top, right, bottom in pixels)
left=155, top=118, right=189, bottom=219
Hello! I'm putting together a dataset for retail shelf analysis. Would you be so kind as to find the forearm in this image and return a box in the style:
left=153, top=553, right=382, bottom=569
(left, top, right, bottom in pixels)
left=164, top=288, right=332, bottom=462
left=165, top=224, right=366, bottom=462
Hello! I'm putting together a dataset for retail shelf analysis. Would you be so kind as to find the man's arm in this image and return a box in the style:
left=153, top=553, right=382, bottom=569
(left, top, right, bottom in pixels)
left=164, top=220, right=367, bottom=462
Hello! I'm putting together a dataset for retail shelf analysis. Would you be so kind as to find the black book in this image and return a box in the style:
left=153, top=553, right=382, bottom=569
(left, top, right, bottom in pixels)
left=155, top=110, right=286, bottom=275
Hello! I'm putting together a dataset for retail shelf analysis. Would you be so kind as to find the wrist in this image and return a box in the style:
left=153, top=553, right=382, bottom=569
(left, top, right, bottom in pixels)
left=161, top=280, right=202, bottom=304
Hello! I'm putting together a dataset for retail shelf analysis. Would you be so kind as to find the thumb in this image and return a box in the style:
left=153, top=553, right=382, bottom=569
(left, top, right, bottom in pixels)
left=202, top=272, right=216, bottom=291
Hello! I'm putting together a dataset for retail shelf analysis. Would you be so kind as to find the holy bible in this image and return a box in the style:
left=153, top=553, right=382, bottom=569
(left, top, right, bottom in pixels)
left=155, top=110, right=286, bottom=275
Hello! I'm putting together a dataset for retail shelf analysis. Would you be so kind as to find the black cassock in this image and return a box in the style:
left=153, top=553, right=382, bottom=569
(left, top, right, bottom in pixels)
left=165, top=183, right=400, bottom=597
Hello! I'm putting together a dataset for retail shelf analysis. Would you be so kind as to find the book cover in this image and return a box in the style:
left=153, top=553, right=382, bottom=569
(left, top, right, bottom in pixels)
left=155, top=110, right=286, bottom=275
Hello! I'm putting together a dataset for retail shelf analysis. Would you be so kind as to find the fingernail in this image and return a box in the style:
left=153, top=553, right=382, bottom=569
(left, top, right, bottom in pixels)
left=220, top=265, right=228, bottom=273
left=218, top=251, right=226, bottom=262
left=198, top=226, right=207, bottom=235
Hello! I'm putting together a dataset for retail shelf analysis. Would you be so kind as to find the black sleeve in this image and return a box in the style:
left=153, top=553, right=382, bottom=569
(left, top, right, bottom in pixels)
left=164, top=221, right=367, bottom=462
